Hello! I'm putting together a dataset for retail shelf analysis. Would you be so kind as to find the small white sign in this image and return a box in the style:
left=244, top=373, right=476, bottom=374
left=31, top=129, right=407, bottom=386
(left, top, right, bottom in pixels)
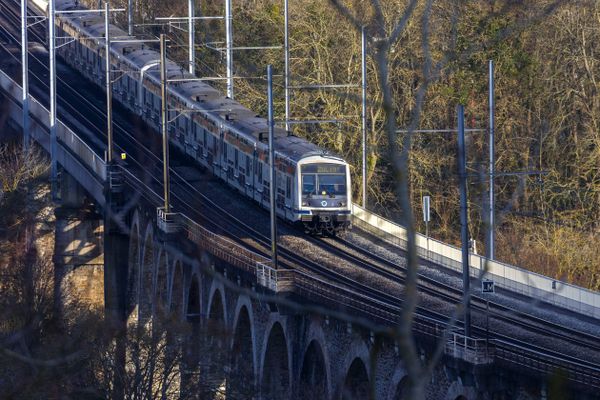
left=422, top=196, right=431, bottom=222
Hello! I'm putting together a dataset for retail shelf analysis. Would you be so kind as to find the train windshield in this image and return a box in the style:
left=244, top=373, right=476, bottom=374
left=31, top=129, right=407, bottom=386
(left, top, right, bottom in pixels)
left=318, top=174, right=346, bottom=195
left=302, top=174, right=316, bottom=195
left=301, top=163, right=346, bottom=196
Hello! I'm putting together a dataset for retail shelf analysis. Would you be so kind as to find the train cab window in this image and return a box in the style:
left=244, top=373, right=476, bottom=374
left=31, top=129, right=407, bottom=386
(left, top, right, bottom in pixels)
left=318, top=174, right=346, bottom=195
left=302, top=174, right=315, bottom=195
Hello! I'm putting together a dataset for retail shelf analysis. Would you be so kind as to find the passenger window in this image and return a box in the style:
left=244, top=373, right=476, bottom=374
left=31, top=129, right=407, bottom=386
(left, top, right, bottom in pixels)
left=234, top=149, right=238, bottom=169
left=286, top=176, right=291, bottom=199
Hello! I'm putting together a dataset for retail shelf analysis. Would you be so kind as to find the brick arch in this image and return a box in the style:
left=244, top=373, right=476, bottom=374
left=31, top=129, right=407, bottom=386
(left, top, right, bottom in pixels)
left=154, top=248, right=169, bottom=318
left=260, top=319, right=292, bottom=400
left=338, top=340, right=371, bottom=400
left=139, top=222, right=155, bottom=325
left=227, top=298, right=256, bottom=398
left=126, top=210, right=141, bottom=323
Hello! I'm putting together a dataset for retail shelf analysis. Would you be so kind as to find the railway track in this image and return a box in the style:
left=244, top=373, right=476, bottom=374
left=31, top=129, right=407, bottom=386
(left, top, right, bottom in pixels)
left=1, top=0, right=599, bottom=375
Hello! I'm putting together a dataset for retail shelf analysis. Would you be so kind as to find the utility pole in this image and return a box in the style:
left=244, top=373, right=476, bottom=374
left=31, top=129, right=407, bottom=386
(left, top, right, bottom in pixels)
left=283, top=0, right=289, bottom=132
left=224, top=0, right=233, bottom=98
left=457, top=104, right=471, bottom=337
left=21, top=0, right=29, bottom=152
left=49, top=0, right=57, bottom=197
left=127, top=0, right=133, bottom=35
left=267, top=65, right=278, bottom=269
left=488, top=60, right=495, bottom=260
left=361, top=25, right=367, bottom=208
left=160, top=34, right=171, bottom=212
left=188, top=0, right=195, bottom=75
left=105, top=2, right=114, bottom=163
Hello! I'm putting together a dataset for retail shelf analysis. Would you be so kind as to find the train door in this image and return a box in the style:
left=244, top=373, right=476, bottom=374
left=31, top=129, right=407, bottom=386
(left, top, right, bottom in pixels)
left=252, top=149, right=258, bottom=200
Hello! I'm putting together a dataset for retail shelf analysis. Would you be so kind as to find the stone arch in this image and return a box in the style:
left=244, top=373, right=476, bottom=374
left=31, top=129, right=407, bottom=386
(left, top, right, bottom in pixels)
left=181, top=273, right=202, bottom=394
left=260, top=321, right=291, bottom=400
left=139, top=223, right=155, bottom=324
left=207, top=282, right=227, bottom=323
left=298, top=339, right=328, bottom=400
left=126, top=210, right=141, bottom=323
left=389, top=375, right=409, bottom=400
left=169, top=259, right=184, bottom=319
left=207, top=287, right=227, bottom=341
left=154, top=248, right=169, bottom=318
left=341, top=358, right=370, bottom=400
left=202, top=286, right=228, bottom=396
left=227, top=301, right=256, bottom=399
left=444, top=381, right=475, bottom=400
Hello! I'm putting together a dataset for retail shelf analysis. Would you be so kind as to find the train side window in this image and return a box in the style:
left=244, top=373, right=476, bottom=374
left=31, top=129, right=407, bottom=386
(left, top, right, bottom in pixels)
left=203, top=130, right=207, bottom=147
left=223, top=142, right=227, bottom=157
left=286, top=176, right=291, bottom=199
left=246, top=155, right=250, bottom=175
left=258, top=162, right=263, bottom=183
left=234, top=149, right=239, bottom=169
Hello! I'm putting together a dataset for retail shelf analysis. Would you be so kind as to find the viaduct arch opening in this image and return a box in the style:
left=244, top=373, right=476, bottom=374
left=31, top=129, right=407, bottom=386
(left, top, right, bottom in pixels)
left=261, top=322, right=290, bottom=399
left=298, top=340, right=328, bottom=399
left=342, top=358, right=369, bottom=400
left=227, top=306, right=255, bottom=398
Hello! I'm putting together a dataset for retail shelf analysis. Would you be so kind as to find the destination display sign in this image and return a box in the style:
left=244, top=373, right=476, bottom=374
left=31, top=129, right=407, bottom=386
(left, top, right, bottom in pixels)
left=302, top=164, right=345, bottom=174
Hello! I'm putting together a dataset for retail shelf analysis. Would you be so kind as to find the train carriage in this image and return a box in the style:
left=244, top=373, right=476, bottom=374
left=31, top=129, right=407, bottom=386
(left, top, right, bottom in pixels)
left=31, top=0, right=352, bottom=234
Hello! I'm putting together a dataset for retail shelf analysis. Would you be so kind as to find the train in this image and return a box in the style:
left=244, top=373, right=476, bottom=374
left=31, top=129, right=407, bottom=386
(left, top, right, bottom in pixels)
left=29, top=0, right=352, bottom=235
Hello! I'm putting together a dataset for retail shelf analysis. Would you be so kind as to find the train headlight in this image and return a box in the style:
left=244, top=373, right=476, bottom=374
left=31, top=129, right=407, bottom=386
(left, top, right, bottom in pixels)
left=302, top=201, right=309, bottom=207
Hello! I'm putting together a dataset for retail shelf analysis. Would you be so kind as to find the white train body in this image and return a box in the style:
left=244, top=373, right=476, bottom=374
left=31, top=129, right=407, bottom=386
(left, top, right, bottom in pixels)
left=31, top=0, right=352, bottom=234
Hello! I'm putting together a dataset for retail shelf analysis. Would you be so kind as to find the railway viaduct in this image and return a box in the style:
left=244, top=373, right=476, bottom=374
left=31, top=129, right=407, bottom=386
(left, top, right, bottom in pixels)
left=1, top=35, right=599, bottom=400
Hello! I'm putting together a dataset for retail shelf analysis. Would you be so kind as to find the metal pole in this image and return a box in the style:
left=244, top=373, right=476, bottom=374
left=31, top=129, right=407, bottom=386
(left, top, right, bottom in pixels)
left=21, top=0, right=29, bottom=152
left=283, top=0, right=289, bottom=132
left=188, top=0, right=195, bottom=75
left=127, top=0, right=133, bottom=36
left=267, top=65, right=278, bottom=269
left=105, top=2, right=113, bottom=163
left=488, top=60, right=495, bottom=260
left=49, top=0, right=57, bottom=195
left=457, top=104, right=471, bottom=337
left=224, top=0, right=233, bottom=98
left=361, top=25, right=367, bottom=208
left=160, top=34, right=171, bottom=212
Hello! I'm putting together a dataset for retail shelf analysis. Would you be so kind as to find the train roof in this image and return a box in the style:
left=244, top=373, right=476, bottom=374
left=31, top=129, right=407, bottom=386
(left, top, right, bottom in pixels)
left=53, top=0, right=347, bottom=167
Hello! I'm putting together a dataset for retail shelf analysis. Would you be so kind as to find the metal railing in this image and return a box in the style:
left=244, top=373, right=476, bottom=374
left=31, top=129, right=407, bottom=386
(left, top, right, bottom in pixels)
left=352, top=204, right=600, bottom=318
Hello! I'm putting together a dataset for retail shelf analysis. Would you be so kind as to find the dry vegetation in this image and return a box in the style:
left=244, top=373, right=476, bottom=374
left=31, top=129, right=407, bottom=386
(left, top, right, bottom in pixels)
left=103, top=0, right=600, bottom=289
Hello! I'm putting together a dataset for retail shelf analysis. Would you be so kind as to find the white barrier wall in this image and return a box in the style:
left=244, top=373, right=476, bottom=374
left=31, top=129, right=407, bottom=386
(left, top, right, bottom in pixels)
left=351, top=204, right=600, bottom=319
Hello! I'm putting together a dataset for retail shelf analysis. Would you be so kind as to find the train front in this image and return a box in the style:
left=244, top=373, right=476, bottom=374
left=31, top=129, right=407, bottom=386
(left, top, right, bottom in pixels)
left=296, top=155, right=352, bottom=235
